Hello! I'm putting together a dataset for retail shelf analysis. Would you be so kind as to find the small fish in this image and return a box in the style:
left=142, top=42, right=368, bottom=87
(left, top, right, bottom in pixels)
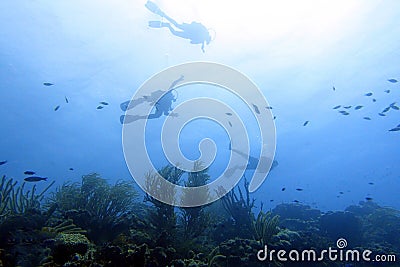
left=265, top=106, right=273, bottom=110
left=43, top=82, right=53, bottom=86
left=384, top=89, right=390, bottom=93
left=225, top=112, right=232, bottom=116
left=303, top=121, right=309, bottom=126
left=54, top=105, right=60, bottom=111
left=24, top=176, right=47, bottom=182
left=339, top=111, right=349, bottom=115
left=339, top=192, right=344, bottom=194
left=96, top=105, right=104, bottom=110
left=65, top=96, right=69, bottom=103
left=69, top=168, right=74, bottom=171
left=24, top=171, right=35, bottom=175
left=281, top=187, right=286, bottom=191
left=343, top=105, right=352, bottom=109
left=363, top=117, right=371, bottom=120
left=333, top=105, right=341, bottom=109
left=388, top=127, right=400, bottom=132
left=368, top=182, right=374, bottom=185
left=333, top=86, right=336, bottom=91
left=252, top=104, right=260, bottom=114
left=382, top=107, right=391, bottom=113
left=296, top=188, right=303, bottom=191
left=0, top=160, right=7, bottom=165
left=228, top=121, right=232, bottom=127
left=388, top=79, right=398, bottom=83
left=354, top=105, right=363, bottom=110
left=293, top=200, right=300, bottom=203
left=273, top=116, right=277, bottom=120
left=378, top=113, right=386, bottom=116
left=364, top=92, right=373, bottom=96
left=270, top=199, right=274, bottom=202
left=372, top=98, right=377, bottom=102
left=365, top=197, right=373, bottom=201
left=391, top=105, right=399, bottom=111
left=100, top=101, right=109, bottom=105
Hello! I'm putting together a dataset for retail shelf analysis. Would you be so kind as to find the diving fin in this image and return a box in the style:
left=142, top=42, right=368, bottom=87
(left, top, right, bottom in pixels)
left=148, top=21, right=164, bottom=28
left=145, top=1, right=165, bottom=17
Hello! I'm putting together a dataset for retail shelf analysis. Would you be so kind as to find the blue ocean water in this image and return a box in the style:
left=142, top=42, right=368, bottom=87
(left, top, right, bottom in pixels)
left=0, top=0, right=399, bottom=214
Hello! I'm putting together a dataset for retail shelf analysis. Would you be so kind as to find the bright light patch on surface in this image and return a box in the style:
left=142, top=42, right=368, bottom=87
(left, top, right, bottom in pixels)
left=162, top=0, right=364, bottom=49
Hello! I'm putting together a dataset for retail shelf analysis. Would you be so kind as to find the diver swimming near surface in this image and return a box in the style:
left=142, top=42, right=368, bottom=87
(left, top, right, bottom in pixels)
left=120, top=75, right=184, bottom=124
left=145, top=1, right=212, bottom=53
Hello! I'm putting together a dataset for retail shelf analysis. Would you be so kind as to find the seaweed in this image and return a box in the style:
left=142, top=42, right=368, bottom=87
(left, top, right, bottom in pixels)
left=144, top=165, right=184, bottom=247
left=48, top=173, right=137, bottom=243
left=220, top=178, right=255, bottom=238
left=1, top=175, right=54, bottom=221
left=252, top=210, right=280, bottom=246
left=180, top=161, right=211, bottom=240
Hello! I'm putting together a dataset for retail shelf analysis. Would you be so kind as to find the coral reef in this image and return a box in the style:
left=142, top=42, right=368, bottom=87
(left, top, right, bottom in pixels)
left=48, top=173, right=137, bottom=243
left=1, top=170, right=400, bottom=267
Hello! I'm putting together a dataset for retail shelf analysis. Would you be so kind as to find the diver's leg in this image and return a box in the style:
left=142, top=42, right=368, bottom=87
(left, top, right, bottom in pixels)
left=147, top=108, right=163, bottom=119
left=162, top=23, right=187, bottom=39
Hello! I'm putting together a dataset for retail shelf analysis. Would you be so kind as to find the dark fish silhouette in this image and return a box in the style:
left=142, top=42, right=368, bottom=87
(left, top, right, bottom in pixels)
left=0, top=160, right=7, bottom=165
left=339, top=111, right=349, bottom=115
left=364, top=92, right=373, bottom=96
left=378, top=113, right=386, bottom=116
left=303, top=121, right=309, bottom=126
left=100, top=101, right=109, bottom=105
left=363, top=117, right=371, bottom=120
left=54, top=105, right=60, bottom=111
left=372, top=98, right=377, bottom=102
left=333, top=105, right=341, bottom=109
left=388, top=79, right=398, bottom=83
left=252, top=104, right=260, bottom=114
left=368, top=182, right=374, bottom=185
left=384, top=89, right=390, bottom=93
left=270, top=199, right=274, bottom=202
left=65, top=96, right=69, bottom=103
left=296, top=188, right=303, bottom=191
left=365, top=197, right=373, bottom=201
left=273, top=116, right=276, bottom=120
left=228, top=121, right=232, bottom=127
left=225, top=112, right=232, bottom=116
left=24, top=171, right=35, bottom=175
left=265, top=106, right=273, bottom=109
left=293, top=200, right=300, bottom=203
left=281, top=187, right=286, bottom=191
left=389, top=127, right=400, bottom=132
left=43, top=82, right=53, bottom=86
left=382, top=107, right=391, bottom=113
left=390, top=103, right=399, bottom=110
left=69, top=168, right=74, bottom=171
left=339, top=191, right=344, bottom=194
left=354, top=105, right=363, bottom=110
left=96, top=105, right=104, bottom=110
left=343, top=106, right=352, bottom=109
left=24, top=176, right=47, bottom=182
left=333, top=86, right=336, bottom=91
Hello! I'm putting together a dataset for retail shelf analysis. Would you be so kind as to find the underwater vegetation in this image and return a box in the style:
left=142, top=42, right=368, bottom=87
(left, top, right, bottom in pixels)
left=0, top=170, right=399, bottom=266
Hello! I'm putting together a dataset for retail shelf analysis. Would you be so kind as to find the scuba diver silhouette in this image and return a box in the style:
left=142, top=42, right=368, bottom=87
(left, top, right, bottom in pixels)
left=120, top=75, right=183, bottom=124
left=145, top=1, right=212, bottom=53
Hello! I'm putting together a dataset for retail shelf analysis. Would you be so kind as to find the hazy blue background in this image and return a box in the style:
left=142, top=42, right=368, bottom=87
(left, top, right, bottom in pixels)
left=0, top=0, right=399, bottom=211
